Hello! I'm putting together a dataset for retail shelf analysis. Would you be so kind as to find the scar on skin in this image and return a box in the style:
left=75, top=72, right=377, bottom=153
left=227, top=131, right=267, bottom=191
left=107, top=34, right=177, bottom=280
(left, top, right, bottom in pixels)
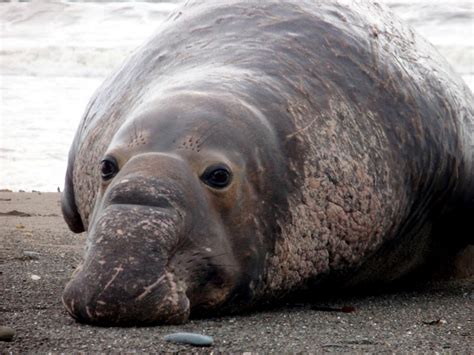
left=86, top=306, right=93, bottom=319
left=101, top=264, right=124, bottom=293
left=285, top=116, right=318, bottom=140
left=64, top=298, right=75, bottom=314
left=136, top=274, right=167, bottom=301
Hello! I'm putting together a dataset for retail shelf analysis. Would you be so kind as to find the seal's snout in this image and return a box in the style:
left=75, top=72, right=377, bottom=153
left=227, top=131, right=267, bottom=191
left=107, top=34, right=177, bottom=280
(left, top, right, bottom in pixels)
left=62, top=156, right=196, bottom=325
left=61, top=203, right=191, bottom=325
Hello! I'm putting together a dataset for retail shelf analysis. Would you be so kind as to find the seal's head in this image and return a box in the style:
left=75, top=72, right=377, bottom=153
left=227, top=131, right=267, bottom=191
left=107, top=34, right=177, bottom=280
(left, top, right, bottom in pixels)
left=62, top=92, right=290, bottom=325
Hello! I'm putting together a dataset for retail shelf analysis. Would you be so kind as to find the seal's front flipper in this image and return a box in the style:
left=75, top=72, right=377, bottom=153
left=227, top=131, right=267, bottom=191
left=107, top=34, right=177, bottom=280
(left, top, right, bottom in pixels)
left=452, top=246, right=474, bottom=279
left=61, top=149, right=85, bottom=233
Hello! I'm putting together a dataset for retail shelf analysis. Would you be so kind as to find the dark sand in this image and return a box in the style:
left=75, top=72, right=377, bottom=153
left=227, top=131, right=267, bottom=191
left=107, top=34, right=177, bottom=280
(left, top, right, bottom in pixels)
left=1, top=191, right=472, bottom=352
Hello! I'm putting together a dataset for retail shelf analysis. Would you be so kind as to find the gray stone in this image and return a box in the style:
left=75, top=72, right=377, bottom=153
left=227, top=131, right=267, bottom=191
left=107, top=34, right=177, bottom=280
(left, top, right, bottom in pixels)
left=164, top=332, right=213, bottom=347
left=0, top=326, right=15, bottom=342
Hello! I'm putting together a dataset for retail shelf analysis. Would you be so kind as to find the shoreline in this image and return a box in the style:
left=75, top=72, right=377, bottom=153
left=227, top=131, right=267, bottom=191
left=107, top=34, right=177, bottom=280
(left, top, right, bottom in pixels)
left=1, top=191, right=472, bottom=352
left=0, top=189, right=60, bottom=193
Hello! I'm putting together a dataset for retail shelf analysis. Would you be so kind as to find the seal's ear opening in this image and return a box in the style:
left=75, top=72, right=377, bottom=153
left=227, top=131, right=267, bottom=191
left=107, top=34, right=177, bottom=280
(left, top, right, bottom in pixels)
left=61, top=159, right=85, bottom=233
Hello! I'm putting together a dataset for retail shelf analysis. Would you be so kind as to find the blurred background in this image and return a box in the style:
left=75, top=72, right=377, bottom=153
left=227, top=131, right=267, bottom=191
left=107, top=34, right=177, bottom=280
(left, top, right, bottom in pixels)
left=0, top=0, right=472, bottom=191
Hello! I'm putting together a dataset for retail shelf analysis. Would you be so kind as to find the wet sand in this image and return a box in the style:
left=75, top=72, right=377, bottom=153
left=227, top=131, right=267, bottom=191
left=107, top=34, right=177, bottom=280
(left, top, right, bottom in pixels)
left=0, top=191, right=472, bottom=352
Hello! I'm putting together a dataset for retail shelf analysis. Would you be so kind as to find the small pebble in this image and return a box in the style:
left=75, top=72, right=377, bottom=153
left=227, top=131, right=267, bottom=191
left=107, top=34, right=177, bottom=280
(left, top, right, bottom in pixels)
left=23, top=251, right=40, bottom=260
left=164, top=332, right=213, bottom=347
left=423, top=319, right=447, bottom=325
left=30, top=274, right=41, bottom=281
left=0, top=326, right=15, bottom=342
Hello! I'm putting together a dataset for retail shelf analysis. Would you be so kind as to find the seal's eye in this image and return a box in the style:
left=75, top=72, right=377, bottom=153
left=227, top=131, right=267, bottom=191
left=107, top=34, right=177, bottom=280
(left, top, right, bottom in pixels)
left=201, top=164, right=232, bottom=189
left=100, top=157, right=119, bottom=181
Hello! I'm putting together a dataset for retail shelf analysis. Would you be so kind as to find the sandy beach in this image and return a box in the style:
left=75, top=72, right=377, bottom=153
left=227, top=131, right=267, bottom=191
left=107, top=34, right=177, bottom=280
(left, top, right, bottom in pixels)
left=0, top=191, right=472, bottom=352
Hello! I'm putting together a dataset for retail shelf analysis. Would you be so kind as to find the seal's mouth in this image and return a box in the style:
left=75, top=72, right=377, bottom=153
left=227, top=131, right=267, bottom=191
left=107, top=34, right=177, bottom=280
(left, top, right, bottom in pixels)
left=62, top=204, right=191, bottom=325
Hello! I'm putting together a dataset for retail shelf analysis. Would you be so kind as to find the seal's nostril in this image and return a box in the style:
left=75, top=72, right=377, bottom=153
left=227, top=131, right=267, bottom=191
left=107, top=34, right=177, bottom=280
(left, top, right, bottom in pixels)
left=106, top=177, right=176, bottom=209
left=109, top=193, right=173, bottom=209
left=156, top=196, right=173, bottom=209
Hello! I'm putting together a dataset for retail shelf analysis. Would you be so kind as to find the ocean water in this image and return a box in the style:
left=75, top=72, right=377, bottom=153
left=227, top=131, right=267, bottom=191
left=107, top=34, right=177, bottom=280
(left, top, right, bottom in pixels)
left=0, top=0, right=473, bottom=191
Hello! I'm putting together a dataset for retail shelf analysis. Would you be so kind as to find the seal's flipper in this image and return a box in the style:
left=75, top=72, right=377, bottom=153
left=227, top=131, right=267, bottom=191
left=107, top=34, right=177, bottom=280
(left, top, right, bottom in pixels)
left=61, top=150, right=85, bottom=233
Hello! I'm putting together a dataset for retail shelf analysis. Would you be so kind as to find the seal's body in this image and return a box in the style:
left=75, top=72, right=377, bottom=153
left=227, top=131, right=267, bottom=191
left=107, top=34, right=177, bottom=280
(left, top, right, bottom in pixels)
left=62, top=0, right=474, bottom=325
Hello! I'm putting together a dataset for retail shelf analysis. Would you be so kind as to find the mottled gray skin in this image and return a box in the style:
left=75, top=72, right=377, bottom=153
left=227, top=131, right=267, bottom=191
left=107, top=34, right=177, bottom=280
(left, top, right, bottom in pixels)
left=62, top=0, right=474, bottom=325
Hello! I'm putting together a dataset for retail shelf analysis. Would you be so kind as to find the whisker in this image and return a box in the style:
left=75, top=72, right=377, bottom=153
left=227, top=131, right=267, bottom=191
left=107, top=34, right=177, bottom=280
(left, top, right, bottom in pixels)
left=202, top=252, right=231, bottom=259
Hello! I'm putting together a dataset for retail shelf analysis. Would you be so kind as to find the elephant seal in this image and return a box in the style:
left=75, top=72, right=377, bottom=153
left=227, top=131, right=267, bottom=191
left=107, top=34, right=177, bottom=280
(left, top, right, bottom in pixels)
left=61, top=0, right=474, bottom=325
